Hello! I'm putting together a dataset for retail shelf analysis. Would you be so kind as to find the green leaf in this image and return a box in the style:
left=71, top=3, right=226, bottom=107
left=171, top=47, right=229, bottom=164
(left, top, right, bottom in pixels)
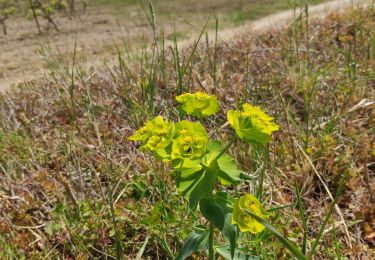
left=222, top=214, right=239, bottom=259
left=200, top=194, right=240, bottom=259
left=176, top=167, right=217, bottom=209
left=135, top=236, right=149, bottom=260
left=175, top=140, right=242, bottom=209
left=178, top=159, right=203, bottom=178
left=175, top=159, right=204, bottom=194
left=200, top=196, right=231, bottom=230
left=187, top=169, right=217, bottom=209
left=143, top=201, right=162, bottom=225
left=216, top=246, right=260, bottom=260
left=176, top=227, right=209, bottom=260
left=45, top=221, right=61, bottom=236
left=217, top=153, right=242, bottom=185
left=216, top=192, right=236, bottom=205
left=201, top=140, right=242, bottom=185
left=176, top=177, right=197, bottom=194
left=204, top=140, right=222, bottom=164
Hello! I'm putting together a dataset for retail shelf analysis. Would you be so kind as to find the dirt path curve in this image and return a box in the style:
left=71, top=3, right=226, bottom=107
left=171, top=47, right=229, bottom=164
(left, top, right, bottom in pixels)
left=223, top=0, right=369, bottom=37
left=180, top=0, right=370, bottom=48
left=0, top=6, right=149, bottom=92
left=0, top=0, right=370, bottom=91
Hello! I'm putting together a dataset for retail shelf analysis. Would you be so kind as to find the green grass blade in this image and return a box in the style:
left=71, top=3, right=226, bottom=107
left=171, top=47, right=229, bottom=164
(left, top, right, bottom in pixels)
left=244, top=210, right=308, bottom=260
left=295, top=183, right=308, bottom=254
left=135, top=236, right=149, bottom=260
left=180, top=14, right=211, bottom=79
left=332, top=220, right=341, bottom=260
left=309, top=172, right=348, bottom=257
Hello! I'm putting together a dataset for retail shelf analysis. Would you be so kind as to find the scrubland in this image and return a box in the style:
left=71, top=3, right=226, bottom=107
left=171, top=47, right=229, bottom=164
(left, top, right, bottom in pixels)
left=0, top=1, right=374, bottom=259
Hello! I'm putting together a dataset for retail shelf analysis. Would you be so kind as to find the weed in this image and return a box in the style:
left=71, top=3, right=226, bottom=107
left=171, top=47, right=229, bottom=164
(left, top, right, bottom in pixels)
left=0, top=2, right=374, bottom=259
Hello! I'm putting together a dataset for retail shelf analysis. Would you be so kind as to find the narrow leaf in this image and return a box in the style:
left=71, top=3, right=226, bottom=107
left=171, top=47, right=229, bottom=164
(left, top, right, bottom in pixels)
left=216, top=246, right=260, bottom=260
left=310, top=172, right=348, bottom=257
left=188, top=169, right=217, bottom=209
left=176, top=228, right=209, bottom=260
left=135, top=236, right=149, bottom=260
left=200, top=196, right=230, bottom=230
left=222, top=214, right=239, bottom=259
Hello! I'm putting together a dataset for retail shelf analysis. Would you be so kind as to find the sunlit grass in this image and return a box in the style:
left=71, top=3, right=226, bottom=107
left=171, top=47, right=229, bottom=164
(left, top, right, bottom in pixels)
left=0, top=1, right=374, bottom=259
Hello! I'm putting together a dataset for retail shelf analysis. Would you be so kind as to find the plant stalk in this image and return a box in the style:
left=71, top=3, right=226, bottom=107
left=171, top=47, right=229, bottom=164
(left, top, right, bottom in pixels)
left=208, top=222, right=215, bottom=260
left=214, top=135, right=237, bottom=161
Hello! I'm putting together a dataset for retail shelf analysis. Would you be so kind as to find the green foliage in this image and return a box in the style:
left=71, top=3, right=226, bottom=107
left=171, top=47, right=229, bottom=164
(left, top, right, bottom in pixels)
left=1, top=0, right=85, bottom=34
left=0, top=129, right=32, bottom=163
left=244, top=210, right=308, bottom=260
left=143, top=201, right=162, bottom=225
left=0, top=0, right=16, bottom=34
left=200, top=196, right=231, bottom=230
left=175, top=140, right=242, bottom=209
left=0, top=0, right=15, bottom=16
left=129, top=92, right=282, bottom=258
left=26, top=0, right=68, bottom=32
left=1, top=2, right=372, bottom=258
left=216, top=246, right=260, bottom=260
left=175, top=226, right=209, bottom=260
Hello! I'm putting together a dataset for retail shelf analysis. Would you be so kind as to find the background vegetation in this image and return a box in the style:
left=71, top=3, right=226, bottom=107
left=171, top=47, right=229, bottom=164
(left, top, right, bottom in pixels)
left=0, top=0, right=374, bottom=259
left=0, top=0, right=329, bottom=90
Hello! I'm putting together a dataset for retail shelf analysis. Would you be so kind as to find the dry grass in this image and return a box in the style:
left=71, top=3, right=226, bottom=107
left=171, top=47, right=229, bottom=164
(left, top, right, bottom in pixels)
left=0, top=3, right=374, bottom=259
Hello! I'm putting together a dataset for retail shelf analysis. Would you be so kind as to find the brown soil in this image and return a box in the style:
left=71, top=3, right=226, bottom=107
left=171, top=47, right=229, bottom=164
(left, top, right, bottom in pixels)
left=0, top=6, right=153, bottom=90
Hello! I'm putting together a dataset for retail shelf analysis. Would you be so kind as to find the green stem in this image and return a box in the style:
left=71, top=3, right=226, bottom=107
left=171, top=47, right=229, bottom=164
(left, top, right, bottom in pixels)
left=256, top=145, right=268, bottom=199
left=309, top=172, right=348, bottom=257
left=208, top=222, right=215, bottom=260
left=214, top=135, right=237, bottom=161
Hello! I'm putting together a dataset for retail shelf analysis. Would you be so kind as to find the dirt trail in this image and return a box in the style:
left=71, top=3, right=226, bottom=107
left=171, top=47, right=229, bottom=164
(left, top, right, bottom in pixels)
left=183, top=0, right=370, bottom=48
left=0, top=6, right=152, bottom=91
left=225, top=0, right=369, bottom=36
left=0, top=0, right=370, bottom=91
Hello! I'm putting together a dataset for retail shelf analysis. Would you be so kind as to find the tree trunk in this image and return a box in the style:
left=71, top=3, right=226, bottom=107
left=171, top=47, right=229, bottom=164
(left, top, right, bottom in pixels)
left=0, top=20, right=7, bottom=35
left=47, top=17, right=59, bottom=32
left=69, top=0, right=75, bottom=16
left=28, top=0, right=42, bottom=34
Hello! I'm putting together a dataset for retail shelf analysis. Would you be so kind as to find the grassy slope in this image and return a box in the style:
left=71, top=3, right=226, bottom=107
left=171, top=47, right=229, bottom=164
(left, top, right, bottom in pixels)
left=0, top=3, right=374, bottom=260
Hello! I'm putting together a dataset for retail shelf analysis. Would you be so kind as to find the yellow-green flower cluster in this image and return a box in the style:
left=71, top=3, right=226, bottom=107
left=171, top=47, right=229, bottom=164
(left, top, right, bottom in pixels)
left=128, top=116, right=175, bottom=160
left=129, top=117, right=208, bottom=161
left=232, top=194, right=269, bottom=233
left=176, top=92, right=219, bottom=118
left=227, top=104, right=279, bottom=145
left=171, top=120, right=208, bottom=160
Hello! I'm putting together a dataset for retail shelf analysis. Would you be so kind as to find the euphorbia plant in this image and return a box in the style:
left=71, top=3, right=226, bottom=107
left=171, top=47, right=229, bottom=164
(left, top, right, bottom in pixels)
left=129, top=92, right=279, bottom=259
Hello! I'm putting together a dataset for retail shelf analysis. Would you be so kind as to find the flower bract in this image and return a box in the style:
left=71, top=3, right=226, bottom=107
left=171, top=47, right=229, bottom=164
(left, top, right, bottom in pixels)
left=176, top=92, right=219, bottom=118
left=171, top=120, right=208, bottom=160
left=232, top=193, right=269, bottom=233
left=128, top=116, right=175, bottom=160
left=227, top=103, right=279, bottom=145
